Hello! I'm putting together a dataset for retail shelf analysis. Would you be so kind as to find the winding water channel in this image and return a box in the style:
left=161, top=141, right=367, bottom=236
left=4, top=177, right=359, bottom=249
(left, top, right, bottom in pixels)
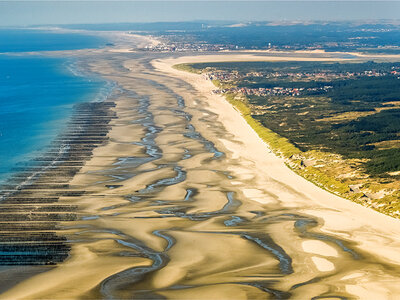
left=2, top=51, right=400, bottom=299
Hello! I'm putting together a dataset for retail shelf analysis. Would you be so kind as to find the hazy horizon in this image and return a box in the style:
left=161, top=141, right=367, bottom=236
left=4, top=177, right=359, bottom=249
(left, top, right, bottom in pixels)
left=1, top=1, right=400, bottom=27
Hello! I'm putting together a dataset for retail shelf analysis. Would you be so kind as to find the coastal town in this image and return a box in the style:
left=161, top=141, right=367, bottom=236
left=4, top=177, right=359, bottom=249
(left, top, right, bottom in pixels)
left=136, top=28, right=400, bottom=54
left=5, top=1, right=400, bottom=297
left=205, top=68, right=400, bottom=82
left=141, top=41, right=242, bottom=52
left=205, top=67, right=400, bottom=97
left=211, top=85, right=333, bottom=97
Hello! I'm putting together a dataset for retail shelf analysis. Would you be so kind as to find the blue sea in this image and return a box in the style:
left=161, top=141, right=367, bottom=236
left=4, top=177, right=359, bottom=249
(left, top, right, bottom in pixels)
left=0, top=29, right=111, bottom=183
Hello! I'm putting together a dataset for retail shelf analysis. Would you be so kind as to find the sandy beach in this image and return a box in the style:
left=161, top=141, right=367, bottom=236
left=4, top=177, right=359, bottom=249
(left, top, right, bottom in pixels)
left=1, top=44, right=400, bottom=299
left=152, top=54, right=400, bottom=297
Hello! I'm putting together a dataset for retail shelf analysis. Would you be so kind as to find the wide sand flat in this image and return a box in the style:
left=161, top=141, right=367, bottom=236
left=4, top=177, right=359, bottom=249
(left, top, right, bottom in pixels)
left=153, top=53, right=400, bottom=296
left=3, top=49, right=400, bottom=299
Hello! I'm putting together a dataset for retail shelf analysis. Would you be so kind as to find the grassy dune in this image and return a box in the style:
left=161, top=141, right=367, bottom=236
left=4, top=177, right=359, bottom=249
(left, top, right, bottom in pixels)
left=175, top=62, right=400, bottom=219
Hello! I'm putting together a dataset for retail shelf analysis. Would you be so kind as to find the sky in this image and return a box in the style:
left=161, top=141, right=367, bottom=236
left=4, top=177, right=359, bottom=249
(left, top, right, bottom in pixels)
left=0, top=1, right=400, bottom=27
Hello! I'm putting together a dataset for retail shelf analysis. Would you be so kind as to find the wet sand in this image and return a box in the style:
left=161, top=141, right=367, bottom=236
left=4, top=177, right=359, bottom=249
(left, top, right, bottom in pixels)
left=1, top=48, right=400, bottom=299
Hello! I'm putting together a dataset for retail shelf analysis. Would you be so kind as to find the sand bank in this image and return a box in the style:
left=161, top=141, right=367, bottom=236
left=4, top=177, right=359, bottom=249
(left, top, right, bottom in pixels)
left=3, top=49, right=400, bottom=299
left=152, top=54, right=400, bottom=267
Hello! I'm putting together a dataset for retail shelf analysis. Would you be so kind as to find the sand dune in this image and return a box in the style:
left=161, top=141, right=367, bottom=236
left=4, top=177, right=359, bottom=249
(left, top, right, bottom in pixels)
left=2, top=49, right=400, bottom=299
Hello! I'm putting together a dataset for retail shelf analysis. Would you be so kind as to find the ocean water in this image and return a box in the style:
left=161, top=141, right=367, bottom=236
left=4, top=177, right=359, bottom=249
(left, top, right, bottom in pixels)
left=0, top=29, right=107, bottom=53
left=0, top=30, right=110, bottom=183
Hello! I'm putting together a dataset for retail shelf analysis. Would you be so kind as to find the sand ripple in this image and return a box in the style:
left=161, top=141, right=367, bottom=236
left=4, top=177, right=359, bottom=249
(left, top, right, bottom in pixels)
left=2, top=53, right=400, bottom=299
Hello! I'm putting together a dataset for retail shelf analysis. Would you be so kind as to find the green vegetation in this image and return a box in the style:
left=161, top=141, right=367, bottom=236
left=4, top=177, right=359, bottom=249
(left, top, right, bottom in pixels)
left=224, top=93, right=301, bottom=158
left=188, top=61, right=400, bottom=177
left=187, top=60, right=400, bottom=73
left=224, top=93, right=351, bottom=198
left=173, top=63, right=203, bottom=74
left=177, top=60, right=400, bottom=218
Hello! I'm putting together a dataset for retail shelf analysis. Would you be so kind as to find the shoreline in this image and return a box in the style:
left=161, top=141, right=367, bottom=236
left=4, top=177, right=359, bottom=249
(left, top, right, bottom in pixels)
left=170, top=61, right=400, bottom=218
left=3, top=45, right=400, bottom=298
left=152, top=54, right=400, bottom=264
left=0, top=98, right=117, bottom=293
left=0, top=54, right=111, bottom=185
left=151, top=54, right=400, bottom=215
